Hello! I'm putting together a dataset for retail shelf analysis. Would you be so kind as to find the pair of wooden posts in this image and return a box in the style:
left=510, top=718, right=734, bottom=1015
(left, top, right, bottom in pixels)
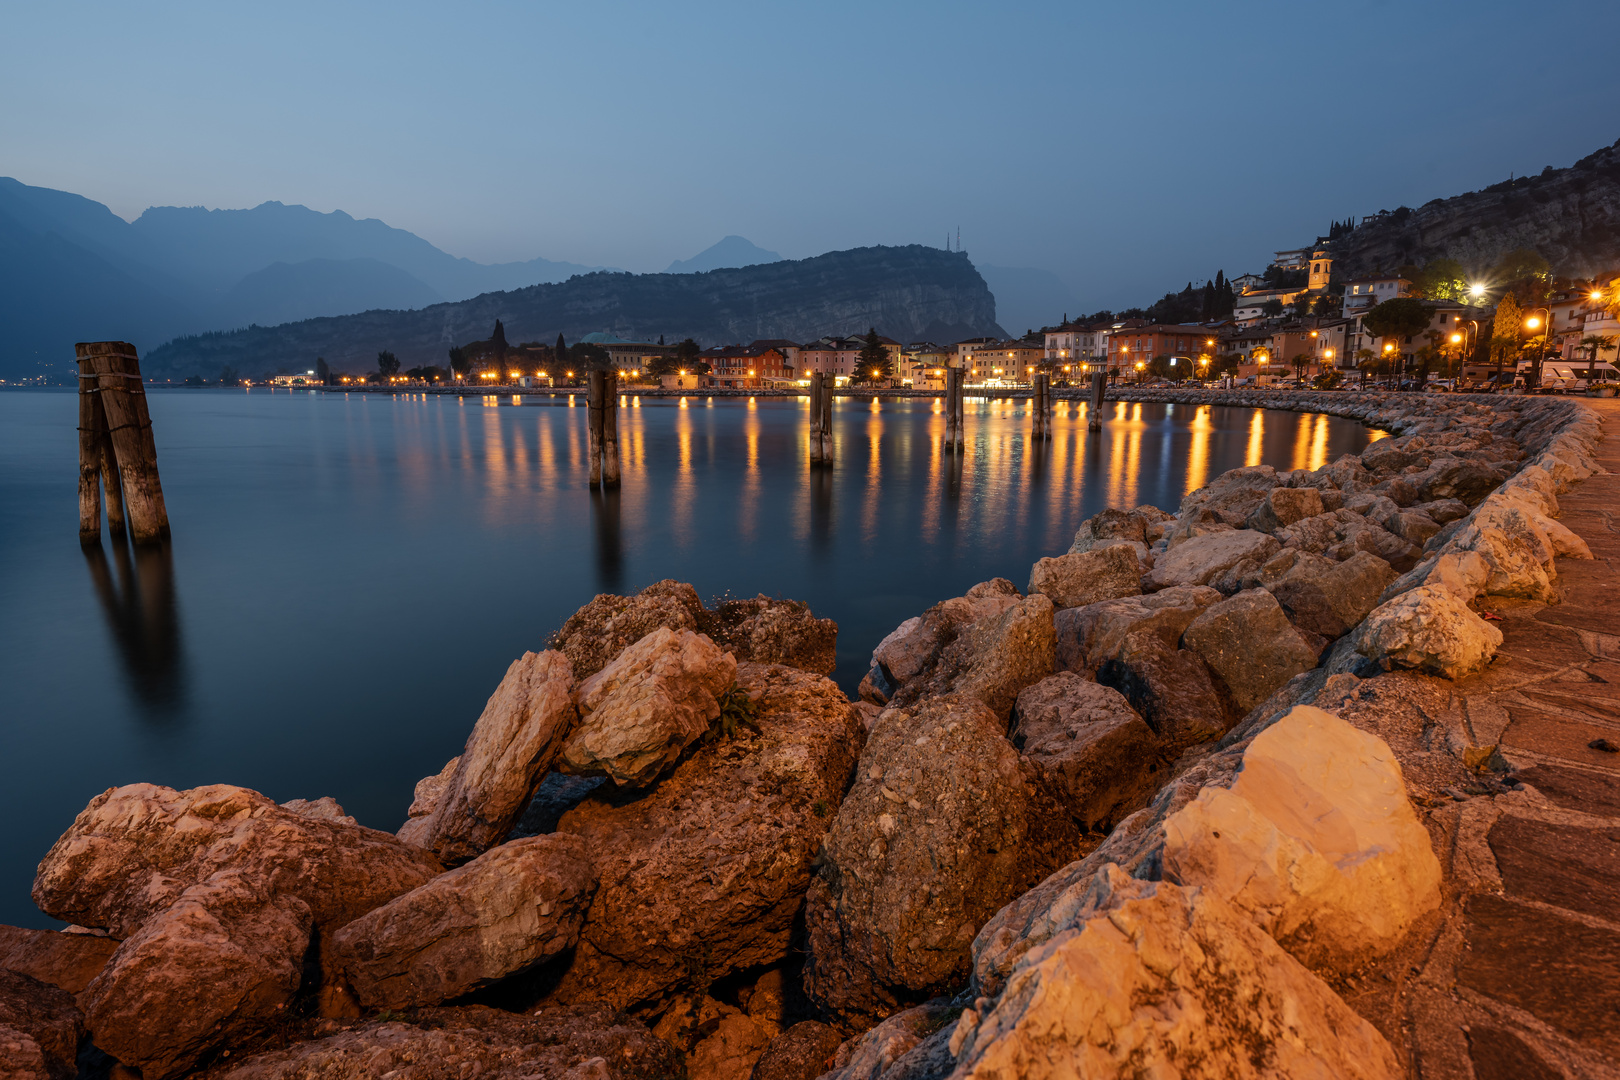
left=808, top=371, right=835, bottom=465
left=585, top=370, right=621, bottom=488
left=76, top=342, right=170, bottom=546
left=943, top=365, right=966, bottom=453
left=1029, top=373, right=1054, bottom=441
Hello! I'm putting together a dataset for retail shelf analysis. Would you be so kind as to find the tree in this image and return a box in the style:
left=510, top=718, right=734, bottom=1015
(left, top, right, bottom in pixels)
left=856, top=328, right=891, bottom=384
left=1261, top=299, right=1285, bottom=318
left=376, top=350, right=400, bottom=377
left=1410, top=259, right=1468, bottom=301
left=674, top=337, right=702, bottom=373
left=448, top=346, right=471, bottom=379
left=1291, top=353, right=1312, bottom=381
left=1362, top=297, right=1431, bottom=374
left=315, top=357, right=331, bottom=385
left=1489, top=294, right=1523, bottom=376
left=1582, top=334, right=1616, bottom=378
left=218, top=365, right=239, bottom=386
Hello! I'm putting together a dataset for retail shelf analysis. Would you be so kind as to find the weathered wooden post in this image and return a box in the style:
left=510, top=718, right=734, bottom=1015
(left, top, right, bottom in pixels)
left=76, top=370, right=105, bottom=545
left=815, top=372, right=835, bottom=465
left=1031, top=374, right=1047, bottom=441
left=1088, top=370, right=1107, bottom=432
left=586, top=369, right=605, bottom=488
left=75, top=342, right=169, bottom=545
left=808, top=371, right=824, bottom=465
left=602, top=380, right=621, bottom=487
left=950, top=366, right=966, bottom=453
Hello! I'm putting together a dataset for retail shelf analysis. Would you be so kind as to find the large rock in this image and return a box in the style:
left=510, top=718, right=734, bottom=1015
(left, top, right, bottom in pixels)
left=396, top=755, right=458, bottom=842
left=1178, top=464, right=1278, bottom=522
left=82, top=872, right=313, bottom=1080
left=1246, top=485, right=1323, bottom=533
left=1356, top=585, right=1504, bottom=678
left=868, top=581, right=1023, bottom=697
left=560, top=628, right=737, bottom=788
left=551, top=580, right=705, bottom=679
left=1053, top=585, right=1220, bottom=675
left=198, top=1004, right=682, bottom=1080
left=803, top=696, right=1080, bottom=1024
left=1010, top=673, right=1165, bottom=831
left=687, top=1012, right=773, bottom=1080
left=0, top=926, right=118, bottom=996
left=1451, top=500, right=1560, bottom=602
left=1141, top=528, right=1280, bottom=593
left=887, top=593, right=1055, bottom=723
left=546, top=662, right=864, bottom=1011
left=403, top=649, right=577, bottom=863
left=1067, top=507, right=1150, bottom=552
left=34, top=783, right=441, bottom=941
left=0, top=971, right=81, bottom=1080
left=750, top=1021, right=844, bottom=1080
left=1026, top=545, right=1141, bottom=608
left=331, top=834, right=597, bottom=1008
left=1415, top=456, right=1503, bottom=505
left=1183, top=588, right=1318, bottom=715
left=701, top=596, right=838, bottom=675
left=814, top=1000, right=959, bottom=1080
left=949, top=866, right=1400, bottom=1080
left=1162, top=705, right=1442, bottom=970
left=1257, top=549, right=1397, bottom=639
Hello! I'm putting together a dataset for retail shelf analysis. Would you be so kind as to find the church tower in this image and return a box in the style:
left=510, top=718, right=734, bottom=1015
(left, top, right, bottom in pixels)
left=1308, top=247, right=1333, bottom=292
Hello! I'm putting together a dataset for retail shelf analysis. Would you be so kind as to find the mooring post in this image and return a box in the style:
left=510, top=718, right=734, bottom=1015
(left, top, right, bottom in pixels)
left=1088, top=370, right=1106, bottom=432
left=808, top=372, right=823, bottom=465
left=1032, top=374, right=1045, bottom=441
left=602, top=381, right=621, bottom=487
left=952, top=367, right=966, bottom=453
left=586, top=370, right=604, bottom=488
left=76, top=342, right=169, bottom=544
left=1043, top=373, right=1054, bottom=440
left=76, top=367, right=104, bottom=545
left=818, top=372, right=835, bottom=465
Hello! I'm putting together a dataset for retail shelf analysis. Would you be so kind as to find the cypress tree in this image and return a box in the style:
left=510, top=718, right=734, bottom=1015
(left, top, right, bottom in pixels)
left=555, top=333, right=567, bottom=370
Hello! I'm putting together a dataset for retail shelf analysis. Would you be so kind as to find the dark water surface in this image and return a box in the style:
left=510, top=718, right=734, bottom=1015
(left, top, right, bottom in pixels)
left=0, top=388, right=1376, bottom=928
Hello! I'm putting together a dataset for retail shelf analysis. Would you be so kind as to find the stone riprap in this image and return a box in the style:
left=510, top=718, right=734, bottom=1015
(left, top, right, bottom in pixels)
left=6, top=389, right=1612, bottom=1080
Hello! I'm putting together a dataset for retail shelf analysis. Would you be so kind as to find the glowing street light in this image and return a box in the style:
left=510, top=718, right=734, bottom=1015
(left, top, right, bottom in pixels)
left=1469, top=283, right=1486, bottom=299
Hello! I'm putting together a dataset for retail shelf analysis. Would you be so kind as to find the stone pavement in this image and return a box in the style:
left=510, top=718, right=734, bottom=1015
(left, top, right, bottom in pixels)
left=1345, top=399, right=1620, bottom=1080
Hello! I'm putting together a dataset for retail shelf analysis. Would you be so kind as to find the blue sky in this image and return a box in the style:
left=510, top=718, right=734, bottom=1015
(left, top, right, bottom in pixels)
left=4, top=0, right=1617, bottom=309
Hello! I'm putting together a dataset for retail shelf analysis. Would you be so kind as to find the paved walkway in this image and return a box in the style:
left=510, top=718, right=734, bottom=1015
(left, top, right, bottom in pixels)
left=1393, top=400, right=1620, bottom=1080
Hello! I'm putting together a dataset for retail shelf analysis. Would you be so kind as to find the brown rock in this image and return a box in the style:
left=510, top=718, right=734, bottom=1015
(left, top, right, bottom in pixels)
left=0, top=925, right=118, bottom=996
left=551, top=580, right=705, bottom=679
left=1415, top=456, right=1503, bottom=505
left=688, top=1013, right=772, bottom=1080
left=1183, top=588, right=1318, bottom=715
left=868, top=580, right=1023, bottom=697
left=889, top=593, right=1056, bottom=723
left=1026, top=545, right=1141, bottom=608
left=749, top=1021, right=843, bottom=1080
left=1246, top=486, right=1323, bottom=533
left=559, top=628, right=736, bottom=788
left=404, top=650, right=577, bottom=864
left=82, top=872, right=313, bottom=1080
left=198, top=1004, right=682, bottom=1080
left=700, top=596, right=838, bottom=675
left=803, top=696, right=1081, bottom=1024
left=397, top=755, right=459, bottom=842
left=1095, top=628, right=1230, bottom=752
left=1011, top=673, right=1165, bottom=831
left=0, top=971, right=81, bottom=1080
left=547, top=662, right=864, bottom=1011
left=1054, top=585, right=1221, bottom=675
left=1066, top=507, right=1149, bottom=552
left=815, top=1000, right=959, bottom=1080
left=332, top=834, right=597, bottom=1008
left=34, top=783, right=441, bottom=941
left=1141, top=528, right=1280, bottom=593
left=1178, top=464, right=1279, bottom=521
left=1259, top=549, right=1398, bottom=639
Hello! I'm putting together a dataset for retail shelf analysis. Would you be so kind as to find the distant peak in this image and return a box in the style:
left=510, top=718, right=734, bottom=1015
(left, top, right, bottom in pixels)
left=667, top=235, right=783, bottom=274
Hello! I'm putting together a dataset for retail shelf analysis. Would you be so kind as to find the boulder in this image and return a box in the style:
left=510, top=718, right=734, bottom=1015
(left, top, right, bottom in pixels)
left=1415, top=498, right=1469, bottom=524
left=1245, top=486, right=1323, bottom=533
left=1384, top=508, right=1441, bottom=547
left=1163, top=705, right=1442, bottom=970
left=1141, top=528, right=1280, bottom=593
left=332, top=834, right=597, bottom=1009
left=1026, top=545, right=1141, bottom=609
left=1325, top=519, right=1423, bottom=573
left=888, top=594, right=1056, bottom=724
left=545, top=662, right=864, bottom=1011
left=1451, top=500, right=1559, bottom=602
left=0, top=925, right=118, bottom=996
left=1372, top=475, right=1418, bottom=506
left=1258, top=549, right=1397, bottom=639
left=34, top=783, right=441, bottom=942
left=1054, top=586, right=1221, bottom=675
left=868, top=581, right=1023, bottom=703
left=687, top=1013, right=773, bottom=1080
left=1183, top=589, right=1318, bottom=715
left=397, top=755, right=459, bottom=842
left=1343, top=492, right=1401, bottom=524
left=1274, top=508, right=1366, bottom=555
left=950, top=866, right=1400, bottom=1080
left=1178, top=464, right=1278, bottom=521
left=0, top=971, right=81, bottom=1080
left=814, top=1000, right=960, bottom=1080
left=749, top=1021, right=844, bottom=1080
left=1010, top=674, right=1165, bottom=831
left=403, top=649, right=577, bottom=864
left=280, top=796, right=357, bottom=825
left=700, top=596, right=837, bottom=675
left=804, top=696, right=1080, bottom=1024
left=82, top=872, right=313, bottom=1080
left=550, top=580, right=705, bottom=679
left=1095, top=629, right=1230, bottom=752
left=1066, top=507, right=1148, bottom=553
left=199, top=1004, right=681, bottom=1080
left=1415, top=456, right=1503, bottom=505
left=1356, top=585, right=1503, bottom=679
left=559, top=628, right=736, bottom=788
left=1322, top=452, right=1374, bottom=492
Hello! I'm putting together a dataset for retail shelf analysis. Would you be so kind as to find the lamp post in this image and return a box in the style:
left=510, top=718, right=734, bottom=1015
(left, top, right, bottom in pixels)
left=1524, top=308, right=1552, bottom=391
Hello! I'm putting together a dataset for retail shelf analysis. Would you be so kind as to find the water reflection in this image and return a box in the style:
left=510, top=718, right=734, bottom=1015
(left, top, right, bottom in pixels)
left=591, top=488, right=623, bottom=593
left=82, top=539, right=187, bottom=722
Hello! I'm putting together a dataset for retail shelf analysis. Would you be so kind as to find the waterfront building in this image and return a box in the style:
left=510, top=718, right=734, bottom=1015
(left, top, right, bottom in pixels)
left=1106, top=324, right=1221, bottom=379
left=967, top=340, right=1044, bottom=385
left=1341, top=276, right=1412, bottom=317
left=700, top=344, right=793, bottom=389
left=901, top=342, right=952, bottom=389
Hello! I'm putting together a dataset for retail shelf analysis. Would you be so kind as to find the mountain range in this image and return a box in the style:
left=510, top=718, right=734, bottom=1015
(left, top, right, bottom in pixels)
left=145, top=246, right=1006, bottom=377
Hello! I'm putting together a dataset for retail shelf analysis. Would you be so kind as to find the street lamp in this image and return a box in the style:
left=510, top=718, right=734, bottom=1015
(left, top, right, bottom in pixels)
left=1469, top=283, right=1487, bottom=299
left=1524, top=308, right=1553, bottom=389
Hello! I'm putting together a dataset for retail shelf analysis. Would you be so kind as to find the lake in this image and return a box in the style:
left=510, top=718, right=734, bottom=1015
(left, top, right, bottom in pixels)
left=0, top=388, right=1377, bottom=928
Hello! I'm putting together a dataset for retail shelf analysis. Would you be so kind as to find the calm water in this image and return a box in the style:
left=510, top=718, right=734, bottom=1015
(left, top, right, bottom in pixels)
left=0, top=389, right=1376, bottom=928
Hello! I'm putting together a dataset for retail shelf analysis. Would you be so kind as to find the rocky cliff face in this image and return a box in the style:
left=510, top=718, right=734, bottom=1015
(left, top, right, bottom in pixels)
left=1333, top=138, right=1620, bottom=278
left=145, top=245, right=1004, bottom=377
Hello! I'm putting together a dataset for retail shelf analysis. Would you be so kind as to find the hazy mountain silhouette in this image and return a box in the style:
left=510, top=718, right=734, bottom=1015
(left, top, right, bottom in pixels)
left=666, top=235, right=782, bottom=274
left=216, top=258, right=445, bottom=330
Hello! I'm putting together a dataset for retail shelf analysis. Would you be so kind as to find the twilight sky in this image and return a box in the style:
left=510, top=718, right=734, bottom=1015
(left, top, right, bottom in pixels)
left=5, top=0, right=1618, bottom=310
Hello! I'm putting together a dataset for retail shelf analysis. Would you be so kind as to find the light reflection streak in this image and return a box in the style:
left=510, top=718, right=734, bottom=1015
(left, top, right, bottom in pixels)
left=1186, top=406, right=1212, bottom=495
left=1245, top=411, right=1265, bottom=467
left=1309, top=414, right=1329, bottom=471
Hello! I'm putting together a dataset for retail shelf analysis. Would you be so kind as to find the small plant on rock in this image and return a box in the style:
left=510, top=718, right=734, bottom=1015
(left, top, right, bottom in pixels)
left=707, top=684, right=763, bottom=742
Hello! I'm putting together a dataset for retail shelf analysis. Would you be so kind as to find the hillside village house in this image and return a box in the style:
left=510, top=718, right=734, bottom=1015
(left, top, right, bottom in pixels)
left=1568, top=279, right=1620, bottom=365
left=1341, top=276, right=1411, bottom=317
left=1106, top=325, right=1215, bottom=378
left=1233, top=289, right=1307, bottom=326
left=798, top=337, right=862, bottom=382
left=700, top=344, right=793, bottom=389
